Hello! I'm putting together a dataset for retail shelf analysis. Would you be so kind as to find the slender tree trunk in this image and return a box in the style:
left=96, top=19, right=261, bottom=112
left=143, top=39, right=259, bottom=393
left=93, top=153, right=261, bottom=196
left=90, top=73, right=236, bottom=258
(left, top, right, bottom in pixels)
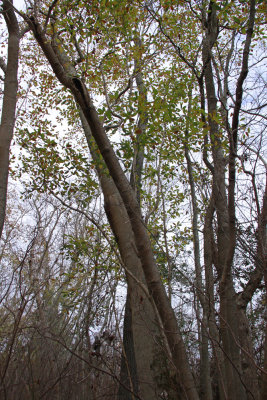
left=117, top=292, right=139, bottom=400
left=203, top=192, right=227, bottom=400
left=259, top=177, right=267, bottom=400
left=184, top=87, right=212, bottom=400
left=261, top=313, right=267, bottom=400
left=236, top=175, right=267, bottom=400
left=0, top=0, right=20, bottom=238
left=185, top=143, right=212, bottom=400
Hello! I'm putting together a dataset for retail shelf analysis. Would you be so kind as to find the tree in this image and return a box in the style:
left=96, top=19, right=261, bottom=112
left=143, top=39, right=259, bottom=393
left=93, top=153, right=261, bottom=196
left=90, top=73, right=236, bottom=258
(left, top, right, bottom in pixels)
left=0, top=0, right=266, bottom=399
left=0, top=0, right=21, bottom=238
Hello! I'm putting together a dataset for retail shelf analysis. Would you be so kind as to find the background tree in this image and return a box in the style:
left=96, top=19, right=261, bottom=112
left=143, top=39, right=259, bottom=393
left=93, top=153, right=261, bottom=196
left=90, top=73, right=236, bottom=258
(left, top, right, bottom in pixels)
left=0, top=0, right=21, bottom=237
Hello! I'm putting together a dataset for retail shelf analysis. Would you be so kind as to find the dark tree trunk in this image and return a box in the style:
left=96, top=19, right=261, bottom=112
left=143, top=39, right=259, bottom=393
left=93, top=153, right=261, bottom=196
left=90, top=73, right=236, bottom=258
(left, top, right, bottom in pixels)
left=0, top=0, right=20, bottom=238
left=117, top=293, right=139, bottom=400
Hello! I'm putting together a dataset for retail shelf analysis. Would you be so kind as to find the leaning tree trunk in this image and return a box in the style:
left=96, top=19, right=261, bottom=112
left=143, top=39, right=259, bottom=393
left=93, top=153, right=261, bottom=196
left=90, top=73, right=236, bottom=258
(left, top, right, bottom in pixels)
left=45, top=37, right=169, bottom=398
left=26, top=15, right=199, bottom=400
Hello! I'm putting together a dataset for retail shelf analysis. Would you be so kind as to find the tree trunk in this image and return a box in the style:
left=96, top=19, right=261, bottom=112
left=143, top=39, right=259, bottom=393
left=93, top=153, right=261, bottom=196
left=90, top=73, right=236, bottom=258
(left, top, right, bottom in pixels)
left=202, top=2, right=256, bottom=397
left=27, top=18, right=199, bottom=400
left=261, top=315, right=267, bottom=400
left=81, top=114, right=168, bottom=399
left=117, top=292, right=139, bottom=400
left=260, top=177, right=267, bottom=400
left=203, top=193, right=227, bottom=400
left=0, top=0, right=20, bottom=238
left=184, top=88, right=212, bottom=400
